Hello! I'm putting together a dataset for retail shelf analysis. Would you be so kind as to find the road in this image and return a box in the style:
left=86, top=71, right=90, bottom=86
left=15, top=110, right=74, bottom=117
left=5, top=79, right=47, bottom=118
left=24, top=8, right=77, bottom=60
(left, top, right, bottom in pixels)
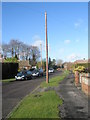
left=2, top=70, right=62, bottom=118
left=57, top=73, right=89, bottom=119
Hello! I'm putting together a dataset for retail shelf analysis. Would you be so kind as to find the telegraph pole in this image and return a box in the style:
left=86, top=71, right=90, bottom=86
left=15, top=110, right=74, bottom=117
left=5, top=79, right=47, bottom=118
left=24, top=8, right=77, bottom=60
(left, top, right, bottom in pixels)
left=45, top=11, right=49, bottom=83
left=40, top=43, right=42, bottom=68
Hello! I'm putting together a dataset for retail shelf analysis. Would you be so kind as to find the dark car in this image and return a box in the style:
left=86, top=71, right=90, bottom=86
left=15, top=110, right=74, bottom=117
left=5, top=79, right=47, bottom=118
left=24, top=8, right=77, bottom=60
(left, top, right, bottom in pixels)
left=15, top=70, right=32, bottom=80
left=29, top=68, right=35, bottom=72
left=31, top=69, right=40, bottom=77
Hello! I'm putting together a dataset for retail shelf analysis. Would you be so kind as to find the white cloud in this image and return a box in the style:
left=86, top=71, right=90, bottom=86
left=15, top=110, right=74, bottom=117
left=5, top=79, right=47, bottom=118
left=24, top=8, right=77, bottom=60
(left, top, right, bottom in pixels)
left=74, top=23, right=80, bottom=28
left=64, top=40, right=70, bottom=44
left=74, top=19, right=83, bottom=29
left=32, top=35, right=50, bottom=52
left=32, top=35, right=40, bottom=41
left=33, top=40, right=44, bottom=48
left=32, top=35, right=44, bottom=49
left=67, top=53, right=81, bottom=62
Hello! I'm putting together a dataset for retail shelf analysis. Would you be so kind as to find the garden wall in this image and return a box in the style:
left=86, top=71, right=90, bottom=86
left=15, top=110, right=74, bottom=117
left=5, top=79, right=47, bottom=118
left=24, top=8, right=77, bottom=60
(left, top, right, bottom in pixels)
left=75, top=72, right=90, bottom=96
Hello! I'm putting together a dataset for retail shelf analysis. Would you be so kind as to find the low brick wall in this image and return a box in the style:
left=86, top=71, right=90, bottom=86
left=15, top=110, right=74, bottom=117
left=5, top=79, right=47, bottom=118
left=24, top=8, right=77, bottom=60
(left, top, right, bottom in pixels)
left=81, top=75, right=90, bottom=96
left=75, top=72, right=90, bottom=96
left=75, top=71, right=79, bottom=86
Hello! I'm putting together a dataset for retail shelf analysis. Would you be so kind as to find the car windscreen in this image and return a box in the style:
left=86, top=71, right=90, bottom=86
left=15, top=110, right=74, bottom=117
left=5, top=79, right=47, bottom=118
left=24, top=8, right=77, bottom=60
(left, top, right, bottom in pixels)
left=29, top=68, right=35, bottom=71
left=32, top=70, right=38, bottom=73
left=17, top=72, right=23, bottom=76
left=49, top=68, right=53, bottom=70
left=27, top=71, right=32, bottom=74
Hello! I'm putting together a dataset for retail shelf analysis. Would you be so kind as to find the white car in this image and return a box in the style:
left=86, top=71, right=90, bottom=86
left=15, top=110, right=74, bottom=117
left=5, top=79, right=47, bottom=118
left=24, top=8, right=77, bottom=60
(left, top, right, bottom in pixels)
left=48, top=68, right=54, bottom=73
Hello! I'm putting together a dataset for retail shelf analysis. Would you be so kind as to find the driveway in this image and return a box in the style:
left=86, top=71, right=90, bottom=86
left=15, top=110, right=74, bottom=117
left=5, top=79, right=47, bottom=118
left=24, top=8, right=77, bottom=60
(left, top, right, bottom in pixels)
left=56, top=73, right=89, bottom=119
left=2, top=70, right=62, bottom=118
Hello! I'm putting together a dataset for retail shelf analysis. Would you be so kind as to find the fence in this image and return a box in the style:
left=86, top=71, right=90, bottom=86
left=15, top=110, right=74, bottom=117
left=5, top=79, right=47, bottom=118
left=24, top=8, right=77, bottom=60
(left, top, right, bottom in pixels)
left=1, top=62, right=18, bottom=79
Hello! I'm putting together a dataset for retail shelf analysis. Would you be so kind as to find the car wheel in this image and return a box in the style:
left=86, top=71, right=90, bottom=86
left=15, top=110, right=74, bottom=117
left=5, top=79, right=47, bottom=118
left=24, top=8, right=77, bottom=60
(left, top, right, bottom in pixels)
left=30, top=76, right=32, bottom=79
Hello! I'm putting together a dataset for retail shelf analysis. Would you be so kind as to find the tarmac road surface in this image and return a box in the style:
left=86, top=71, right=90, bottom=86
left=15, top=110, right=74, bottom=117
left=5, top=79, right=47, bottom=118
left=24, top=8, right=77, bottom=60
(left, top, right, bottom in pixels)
left=2, top=70, right=62, bottom=118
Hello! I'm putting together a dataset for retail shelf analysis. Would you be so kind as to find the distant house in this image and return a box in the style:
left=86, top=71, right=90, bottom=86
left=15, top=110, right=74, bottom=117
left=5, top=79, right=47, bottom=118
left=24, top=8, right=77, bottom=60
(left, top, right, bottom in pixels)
left=63, top=62, right=74, bottom=70
left=74, top=59, right=88, bottom=64
left=63, top=62, right=68, bottom=70
left=19, top=60, right=31, bottom=70
left=74, top=59, right=90, bottom=71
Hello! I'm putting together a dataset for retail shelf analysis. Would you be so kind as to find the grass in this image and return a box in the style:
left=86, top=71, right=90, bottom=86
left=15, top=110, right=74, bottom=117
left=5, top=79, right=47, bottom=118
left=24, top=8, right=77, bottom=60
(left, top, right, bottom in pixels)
left=9, top=91, right=63, bottom=118
left=1, top=78, right=16, bottom=83
left=9, top=70, right=69, bottom=118
left=40, top=70, right=69, bottom=88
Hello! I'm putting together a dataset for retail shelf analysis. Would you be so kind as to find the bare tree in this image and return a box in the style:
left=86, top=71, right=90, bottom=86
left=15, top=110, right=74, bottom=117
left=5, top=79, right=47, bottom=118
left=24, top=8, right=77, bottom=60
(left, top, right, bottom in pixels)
left=29, top=46, right=40, bottom=66
left=2, top=40, right=40, bottom=63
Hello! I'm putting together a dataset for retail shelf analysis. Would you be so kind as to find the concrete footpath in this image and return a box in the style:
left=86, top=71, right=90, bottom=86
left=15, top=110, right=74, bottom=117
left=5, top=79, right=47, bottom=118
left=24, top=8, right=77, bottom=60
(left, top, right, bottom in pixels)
left=56, top=73, right=89, bottom=119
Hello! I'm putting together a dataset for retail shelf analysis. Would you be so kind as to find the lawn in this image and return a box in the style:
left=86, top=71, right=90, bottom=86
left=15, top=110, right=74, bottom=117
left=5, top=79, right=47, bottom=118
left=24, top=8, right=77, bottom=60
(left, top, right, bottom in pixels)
left=40, top=70, right=69, bottom=87
left=9, top=91, right=62, bottom=118
left=9, top=70, right=69, bottom=118
left=1, top=78, right=16, bottom=83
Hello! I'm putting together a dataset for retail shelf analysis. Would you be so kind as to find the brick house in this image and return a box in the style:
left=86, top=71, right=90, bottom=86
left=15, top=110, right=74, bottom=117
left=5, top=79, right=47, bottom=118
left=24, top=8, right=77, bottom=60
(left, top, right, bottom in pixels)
left=74, top=59, right=88, bottom=64
left=19, top=60, right=31, bottom=70
left=63, top=62, right=74, bottom=70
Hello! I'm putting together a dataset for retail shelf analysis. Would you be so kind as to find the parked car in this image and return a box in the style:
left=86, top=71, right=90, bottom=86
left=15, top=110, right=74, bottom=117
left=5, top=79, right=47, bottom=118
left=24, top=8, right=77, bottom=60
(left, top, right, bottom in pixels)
left=15, top=70, right=32, bottom=80
left=32, top=69, right=40, bottom=77
left=48, top=68, right=54, bottom=73
left=29, top=68, right=35, bottom=72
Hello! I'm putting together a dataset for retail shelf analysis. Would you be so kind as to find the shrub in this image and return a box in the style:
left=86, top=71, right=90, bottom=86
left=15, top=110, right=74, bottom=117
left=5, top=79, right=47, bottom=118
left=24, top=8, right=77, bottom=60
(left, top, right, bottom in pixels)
left=4, top=57, right=18, bottom=63
left=73, top=66, right=85, bottom=73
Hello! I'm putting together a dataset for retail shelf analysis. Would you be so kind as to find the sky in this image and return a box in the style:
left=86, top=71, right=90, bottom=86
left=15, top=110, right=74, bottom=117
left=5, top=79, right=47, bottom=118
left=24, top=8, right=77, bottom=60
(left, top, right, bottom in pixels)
left=2, top=2, right=88, bottom=62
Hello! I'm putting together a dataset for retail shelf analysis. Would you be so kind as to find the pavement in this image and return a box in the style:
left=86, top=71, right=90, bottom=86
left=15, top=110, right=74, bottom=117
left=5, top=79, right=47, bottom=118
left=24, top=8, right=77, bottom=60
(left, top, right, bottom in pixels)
left=2, top=70, right=62, bottom=119
left=56, top=73, right=89, bottom=119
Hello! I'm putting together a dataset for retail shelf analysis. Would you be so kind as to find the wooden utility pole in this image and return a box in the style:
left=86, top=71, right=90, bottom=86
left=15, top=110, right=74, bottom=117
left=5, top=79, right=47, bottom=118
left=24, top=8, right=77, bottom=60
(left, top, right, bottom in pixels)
left=40, top=43, right=42, bottom=68
left=45, top=11, right=49, bottom=83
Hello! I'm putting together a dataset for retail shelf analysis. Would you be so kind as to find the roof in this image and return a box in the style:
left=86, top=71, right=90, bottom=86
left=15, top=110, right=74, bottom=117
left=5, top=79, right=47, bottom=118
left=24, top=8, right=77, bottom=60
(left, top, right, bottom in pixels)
left=19, top=60, right=31, bottom=67
left=74, top=59, right=88, bottom=64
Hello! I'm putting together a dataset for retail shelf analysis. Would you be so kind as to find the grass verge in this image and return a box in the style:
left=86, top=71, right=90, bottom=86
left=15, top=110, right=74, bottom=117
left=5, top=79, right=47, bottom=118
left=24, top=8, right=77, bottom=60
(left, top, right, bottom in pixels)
left=40, top=70, right=69, bottom=87
left=9, top=70, right=69, bottom=118
left=9, top=91, right=62, bottom=118
left=1, top=78, right=16, bottom=83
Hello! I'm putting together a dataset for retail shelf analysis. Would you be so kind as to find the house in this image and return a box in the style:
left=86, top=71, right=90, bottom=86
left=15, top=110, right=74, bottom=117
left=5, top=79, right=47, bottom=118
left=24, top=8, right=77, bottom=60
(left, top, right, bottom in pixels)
left=19, top=60, right=31, bottom=70
left=63, top=62, right=74, bottom=70
left=74, top=59, right=88, bottom=64
left=63, top=62, right=68, bottom=70
left=74, top=59, right=90, bottom=72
